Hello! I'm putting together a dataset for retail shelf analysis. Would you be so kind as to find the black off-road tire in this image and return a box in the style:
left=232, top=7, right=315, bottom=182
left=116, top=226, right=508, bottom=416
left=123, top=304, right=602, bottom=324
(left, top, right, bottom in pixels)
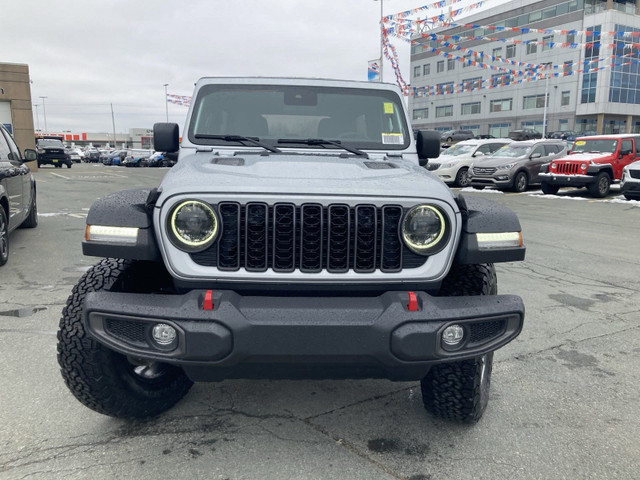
left=624, top=194, right=639, bottom=201
left=19, top=188, right=38, bottom=229
left=0, top=207, right=8, bottom=266
left=588, top=172, right=610, bottom=198
left=541, top=183, right=560, bottom=195
left=454, top=167, right=470, bottom=188
left=57, top=258, right=193, bottom=418
left=421, top=263, right=497, bottom=423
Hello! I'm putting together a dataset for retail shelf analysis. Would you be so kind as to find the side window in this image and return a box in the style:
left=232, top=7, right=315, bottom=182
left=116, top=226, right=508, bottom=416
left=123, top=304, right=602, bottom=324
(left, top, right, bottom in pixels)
left=532, top=146, right=545, bottom=157
left=0, top=130, right=11, bottom=161
left=635, top=139, right=640, bottom=156
left=544, top=144, right=559, bottom=156
left=477, top=144, right=493, bottom=154
left=620, top=140, right=632, bottom=155
left=2, top=129, right=22, bottom=161
left=488, top=143, right=504, bottom=153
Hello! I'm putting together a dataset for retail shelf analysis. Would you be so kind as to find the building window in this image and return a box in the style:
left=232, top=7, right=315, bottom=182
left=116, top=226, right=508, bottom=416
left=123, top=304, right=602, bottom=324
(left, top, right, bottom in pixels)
left=561, top=91, right=570, bottom=106
left=526, top=39, right=538, bottom=55
left=506, top=44, right=516, bottom=58
left=462, top=77, right=483, bottom=90
left=523, top=94, right=548, bottom=109
left=436, top=105, right=454, bottom=118
left=559, top=119, right=569, bottom=131
left=567, top=32, right=576, bottom=44
left=490, top=98, right=513, bottom=112
left=461, top=125, right=480, bottom=136
left=608, top=24, right=640, bottom=105
left=563, top=61, right=573, bottom=74
left=491, top=73, right=512, bottom=87
left=463, top=53, right=473, bottom=67
left=522, top=121, right=544, bottom=134
left=489, top=123, right=511, bottom=137
left=582, top=24, right=600, bottom=104
left=423, top=64, right=430, bottom=76
left=413, top=108, right=428, bottom=120
left=461, top=102, right=481, bottom=115
left=492, top=47, right=503, bottom=58
left=542, top=35, right=554, bottom=52
left=437, top=60, right=444, bottom=73
left=447, top=58, right=455, bottom=70
left=436, top=82, right=454, bottom=94
left=414, top=66, right=421, bottom=77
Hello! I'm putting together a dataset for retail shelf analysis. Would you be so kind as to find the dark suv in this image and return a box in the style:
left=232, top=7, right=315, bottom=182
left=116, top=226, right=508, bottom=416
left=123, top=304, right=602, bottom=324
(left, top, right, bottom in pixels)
left=36, top=137, right=71, bottom=168
left=0, top=124, right=38, bottom=266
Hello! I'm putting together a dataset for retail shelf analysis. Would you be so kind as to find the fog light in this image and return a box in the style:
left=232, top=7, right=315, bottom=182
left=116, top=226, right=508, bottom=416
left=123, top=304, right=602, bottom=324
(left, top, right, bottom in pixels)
left=152, top=323, right=177, bottom=346
left=442, top=325, right=464, bottom=346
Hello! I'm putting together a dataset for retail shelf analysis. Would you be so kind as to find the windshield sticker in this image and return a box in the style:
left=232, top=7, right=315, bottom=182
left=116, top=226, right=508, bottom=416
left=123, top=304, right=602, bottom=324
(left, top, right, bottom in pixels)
left=382, top=133, right=404, bottom=144
left=383, top=103, right=395, bottom=114
left=575, top=141, right=586, bottom=146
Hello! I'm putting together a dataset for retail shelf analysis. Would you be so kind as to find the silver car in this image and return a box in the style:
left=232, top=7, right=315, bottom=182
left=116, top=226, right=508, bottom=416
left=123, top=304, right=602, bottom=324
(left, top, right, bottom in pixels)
left=621, top=159, right=640, bottom=200
left=468, top=139, right=567, bottom=192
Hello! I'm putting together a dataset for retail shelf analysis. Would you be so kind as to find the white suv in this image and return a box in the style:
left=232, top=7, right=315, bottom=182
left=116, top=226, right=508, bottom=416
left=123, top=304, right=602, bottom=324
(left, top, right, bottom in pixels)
left=621, top=160, right=640, bottom=200
left=426, top=138, right=512, bottom=187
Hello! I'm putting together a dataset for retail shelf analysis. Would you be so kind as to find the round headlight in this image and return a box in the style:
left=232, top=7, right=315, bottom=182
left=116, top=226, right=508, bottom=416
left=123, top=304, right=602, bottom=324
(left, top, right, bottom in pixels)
left=401, top=205, right=448, bottom=255
left=168, top=200, right=218, bottom=252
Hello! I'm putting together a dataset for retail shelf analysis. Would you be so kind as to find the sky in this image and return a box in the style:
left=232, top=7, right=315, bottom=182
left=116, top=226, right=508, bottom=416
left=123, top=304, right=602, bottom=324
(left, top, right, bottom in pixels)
left=1, top=0, right=500, bottom=134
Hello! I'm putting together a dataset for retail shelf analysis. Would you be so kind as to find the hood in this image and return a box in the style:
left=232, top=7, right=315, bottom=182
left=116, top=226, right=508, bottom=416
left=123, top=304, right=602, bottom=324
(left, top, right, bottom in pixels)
left=559, top=152, right=614, bottom=163
left=157, top=151, right=452, bottom=203
left=472, top=155, right=526, bottom=167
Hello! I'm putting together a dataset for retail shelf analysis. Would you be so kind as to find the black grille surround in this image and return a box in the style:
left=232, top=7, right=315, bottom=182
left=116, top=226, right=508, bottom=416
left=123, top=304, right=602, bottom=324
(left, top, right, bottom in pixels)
left=188, top=202, right=435, bottom=274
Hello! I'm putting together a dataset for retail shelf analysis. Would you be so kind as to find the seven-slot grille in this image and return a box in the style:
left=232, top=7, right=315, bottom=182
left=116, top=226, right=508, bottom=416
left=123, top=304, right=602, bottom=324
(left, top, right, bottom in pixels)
left=553, top=162, right=581, bottom=174
left=189, top=202, right=428, bottom=273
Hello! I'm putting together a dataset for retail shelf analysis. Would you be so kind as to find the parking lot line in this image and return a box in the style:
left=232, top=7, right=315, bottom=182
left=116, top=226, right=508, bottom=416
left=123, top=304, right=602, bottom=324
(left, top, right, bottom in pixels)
left=49, top=172, right=70, bottom=180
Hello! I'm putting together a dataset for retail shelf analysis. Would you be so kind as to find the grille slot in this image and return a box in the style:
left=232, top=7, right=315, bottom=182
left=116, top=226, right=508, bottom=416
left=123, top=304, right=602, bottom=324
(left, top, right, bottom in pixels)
left=555, top=162, right=580, bottom=174
left=190, top=203, right=428, bottom=273
left=472, top=166, right=497, bottom=175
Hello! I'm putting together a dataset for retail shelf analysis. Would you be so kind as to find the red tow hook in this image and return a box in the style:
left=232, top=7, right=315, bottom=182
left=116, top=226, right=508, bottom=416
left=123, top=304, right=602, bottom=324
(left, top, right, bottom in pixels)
left=407, top=291, right=419, bottom=312
left=203, top=290, right=214, bottom=310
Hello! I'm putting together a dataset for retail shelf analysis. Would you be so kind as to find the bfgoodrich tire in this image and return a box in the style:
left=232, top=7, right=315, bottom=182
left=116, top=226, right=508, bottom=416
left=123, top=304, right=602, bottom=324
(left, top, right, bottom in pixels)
left=421, top=264, right=497, bottom=423
left=57, top=258, right=193, bottom=418
left=588, top=172, right=610, bottom=198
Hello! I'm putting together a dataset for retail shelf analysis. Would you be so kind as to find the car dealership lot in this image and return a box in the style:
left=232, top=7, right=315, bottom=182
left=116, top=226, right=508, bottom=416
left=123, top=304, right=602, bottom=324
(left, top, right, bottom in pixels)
left=1, top=163, right=638, bottom=480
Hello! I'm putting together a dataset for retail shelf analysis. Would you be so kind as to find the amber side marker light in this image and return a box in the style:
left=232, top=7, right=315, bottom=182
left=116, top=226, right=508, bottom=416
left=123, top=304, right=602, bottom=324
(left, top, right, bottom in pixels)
left=85, top=225, right=139, bottom=244
left=476, top=232, right=523, bottom=250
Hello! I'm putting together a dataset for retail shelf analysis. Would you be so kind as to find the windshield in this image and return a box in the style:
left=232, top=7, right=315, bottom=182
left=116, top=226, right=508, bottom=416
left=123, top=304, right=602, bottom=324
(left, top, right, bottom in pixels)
left=440, top=144, right=476, bottom=156
left=188, top=84, right=410, bottom=150
left=571, top=139, right=618, bottom=154
left=38, top=139, right=64, bottom=148
left=492, top=144, right=531, bottom=158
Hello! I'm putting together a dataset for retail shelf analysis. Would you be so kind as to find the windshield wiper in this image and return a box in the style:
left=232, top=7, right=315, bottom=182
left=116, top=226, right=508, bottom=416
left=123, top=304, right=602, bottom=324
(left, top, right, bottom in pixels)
left=277, top=138, right=369, bottom=158
left=194, top=134, right=281, bottom=153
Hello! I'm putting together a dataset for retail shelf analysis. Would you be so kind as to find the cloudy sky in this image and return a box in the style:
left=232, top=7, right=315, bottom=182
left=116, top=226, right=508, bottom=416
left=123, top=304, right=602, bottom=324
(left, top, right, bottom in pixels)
left=2, top=0, right=497, bottom=134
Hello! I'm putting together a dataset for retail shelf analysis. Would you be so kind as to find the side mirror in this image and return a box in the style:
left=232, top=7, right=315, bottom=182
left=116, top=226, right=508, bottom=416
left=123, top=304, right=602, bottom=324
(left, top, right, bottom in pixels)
left=416, top=130, right=441, bottom=166
left=530, top=152, right=542, bottom=159
left=24, top=149, right=37, bottom=161
left=154, top=123, right=179, bottom=152
left=473, top=151, right=485, bottom=157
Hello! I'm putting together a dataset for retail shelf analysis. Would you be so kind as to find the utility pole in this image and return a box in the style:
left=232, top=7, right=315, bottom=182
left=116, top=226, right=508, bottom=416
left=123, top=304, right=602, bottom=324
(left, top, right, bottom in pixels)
left=39, top=96, right=48, bottom=133
left=33, top=104, right=40, bottom=131
left=542, top=74, right=550, bottom=138
left=111, top=103, right=117, bottom=148
left=163, top=84, right=169, bottom=122
left=374, top=0, right=384, bottom=82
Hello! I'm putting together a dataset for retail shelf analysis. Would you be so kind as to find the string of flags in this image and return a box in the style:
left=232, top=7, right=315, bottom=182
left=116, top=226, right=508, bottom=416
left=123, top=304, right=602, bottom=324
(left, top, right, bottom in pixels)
left=166, top=94, right=191, bottom=107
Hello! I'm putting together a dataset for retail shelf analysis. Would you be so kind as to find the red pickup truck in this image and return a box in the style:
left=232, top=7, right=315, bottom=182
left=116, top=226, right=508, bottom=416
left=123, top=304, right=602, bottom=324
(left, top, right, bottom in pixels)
left=539, top=134, right=640, bottom=197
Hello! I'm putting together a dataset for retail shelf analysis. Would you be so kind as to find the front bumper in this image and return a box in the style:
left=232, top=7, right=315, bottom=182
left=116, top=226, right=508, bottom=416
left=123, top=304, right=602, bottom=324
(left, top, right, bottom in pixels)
left=468, top=173, right=513, bottom=188
left=539, top=172, right=596, bottom=187
left=84, top=289, right=524, bottom=381
left=621, top=179, right=640, bottom=196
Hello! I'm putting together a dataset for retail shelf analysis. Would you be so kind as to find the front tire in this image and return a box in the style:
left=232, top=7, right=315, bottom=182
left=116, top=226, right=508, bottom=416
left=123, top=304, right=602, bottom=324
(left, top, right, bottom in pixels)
left=19, top=187, right=38, bottom=229
left=0, top=208, right=8, bottom=266
left=541, top=183, right=560, bottom=195
left=588, top=172, right=610, bottom=198
left=512, top=171, right=529, bottom=193
left=454, top=167, right=470, bottom=188
left=421, top=264, right=497, bottom=423
left=57, top=258, right=193, bottom=418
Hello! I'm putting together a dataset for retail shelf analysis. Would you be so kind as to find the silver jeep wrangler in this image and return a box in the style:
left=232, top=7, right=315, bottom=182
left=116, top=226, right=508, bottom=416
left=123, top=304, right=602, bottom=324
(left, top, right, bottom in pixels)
left=58, top=77, right=525, bottom=423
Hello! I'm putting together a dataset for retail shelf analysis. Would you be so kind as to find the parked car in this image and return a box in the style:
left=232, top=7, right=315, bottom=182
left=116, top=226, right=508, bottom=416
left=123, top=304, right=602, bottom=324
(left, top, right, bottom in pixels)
left=547, top=131, right=578, bottom=142
left=0, top=124, right=38, bottom=266
left=36, top=137, right=71, bottom=168
left=425, top=138, right=512, bottom=187
left=540, top=134, right=640, bottom=197
left=102, top=150, right=126, bottom=166
left=122, top=149, right=153, bottom=167
left=621, top=159, right=640, bottom=200
left=84, top=149, right=101, bottom=163
left=475, top=134, right=495, bottom=139
left=440, top=129, right=475, bottom=143
left=65, top=147, right=82, bottom=163
left=468, top=139, right=567, bottom=192
left=507, top=129, right=542, bottom=141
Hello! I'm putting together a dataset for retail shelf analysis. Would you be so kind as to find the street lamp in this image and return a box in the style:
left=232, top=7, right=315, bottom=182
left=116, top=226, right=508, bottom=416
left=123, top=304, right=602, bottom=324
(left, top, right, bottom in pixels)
left=374, top=0, right=384, bottom=82
left=33, top=104, right=40, bottom=131
left=163, top=84, right=169, bottom=122
left=39, top=96, right=48, bottom=133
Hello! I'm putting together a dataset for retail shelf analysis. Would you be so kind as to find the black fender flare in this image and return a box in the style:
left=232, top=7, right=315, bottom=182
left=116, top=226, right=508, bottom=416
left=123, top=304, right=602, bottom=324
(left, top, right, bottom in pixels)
left=82, top=188, right=161, bottom=261
left=454, top=194, right=526, bottom=264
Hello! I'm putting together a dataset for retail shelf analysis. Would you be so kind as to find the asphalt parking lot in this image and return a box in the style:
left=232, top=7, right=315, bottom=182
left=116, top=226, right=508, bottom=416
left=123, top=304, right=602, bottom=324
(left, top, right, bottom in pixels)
left=1, top=163, right=638, bottom=480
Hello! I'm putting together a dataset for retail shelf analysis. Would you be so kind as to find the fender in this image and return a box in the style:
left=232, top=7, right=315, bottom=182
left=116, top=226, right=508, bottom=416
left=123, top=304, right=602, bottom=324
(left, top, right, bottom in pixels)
left=454, top=194, right=526, bottom=264
left=586, top=163, right=613, bottom=176
left=82, top=189, right=161, bottom=261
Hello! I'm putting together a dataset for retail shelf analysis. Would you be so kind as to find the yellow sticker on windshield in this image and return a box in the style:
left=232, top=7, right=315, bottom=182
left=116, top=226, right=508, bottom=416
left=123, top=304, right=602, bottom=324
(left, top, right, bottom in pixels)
left=575, top=140, right=586, bottom=146
left=384, top=103, right=394, bottom=114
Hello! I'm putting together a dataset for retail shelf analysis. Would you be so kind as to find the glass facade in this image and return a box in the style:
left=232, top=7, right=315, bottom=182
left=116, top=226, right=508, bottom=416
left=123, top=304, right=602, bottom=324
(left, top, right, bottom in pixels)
left=581, top=24, right=600, bottom=103
left=609, top=24, right=640, bottom=104
left=489, top=123, right=511, bottom=137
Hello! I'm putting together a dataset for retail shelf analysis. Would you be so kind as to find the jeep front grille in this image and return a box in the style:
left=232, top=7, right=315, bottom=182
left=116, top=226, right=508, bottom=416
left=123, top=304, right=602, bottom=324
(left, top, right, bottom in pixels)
left=554, top=162, right=581, bottom=174
left=190, top=203, right=427, bottom=273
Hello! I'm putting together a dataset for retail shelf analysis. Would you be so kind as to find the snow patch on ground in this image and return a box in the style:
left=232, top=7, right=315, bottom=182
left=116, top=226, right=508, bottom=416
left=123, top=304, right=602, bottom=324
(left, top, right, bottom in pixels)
left=459, top=187, right=504, bottom=194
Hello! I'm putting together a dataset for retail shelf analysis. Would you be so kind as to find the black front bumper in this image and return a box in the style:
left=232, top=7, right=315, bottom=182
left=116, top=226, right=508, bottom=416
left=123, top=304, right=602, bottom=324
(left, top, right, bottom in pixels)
left=539, top=172, right=596, bottom=187
left=84, top=289, right=524, bottom=381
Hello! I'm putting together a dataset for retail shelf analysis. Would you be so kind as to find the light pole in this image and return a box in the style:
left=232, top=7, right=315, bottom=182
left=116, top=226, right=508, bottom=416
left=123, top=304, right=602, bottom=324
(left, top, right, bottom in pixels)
left=163, top=84, right=169, bottom=122
left=39, top=96, right=48, bottom=133
left=33, top=104, right=40, bottom=132
left=374, top=0, right=384, bottom=82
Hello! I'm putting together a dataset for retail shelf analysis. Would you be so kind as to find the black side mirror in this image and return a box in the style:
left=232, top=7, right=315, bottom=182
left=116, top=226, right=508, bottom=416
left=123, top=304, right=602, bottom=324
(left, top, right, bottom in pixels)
left=24, top=149, right=37, bottom=161
left=416, top=130, right=440, bottom=166
left=154, top=123, right=179, bottom=152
